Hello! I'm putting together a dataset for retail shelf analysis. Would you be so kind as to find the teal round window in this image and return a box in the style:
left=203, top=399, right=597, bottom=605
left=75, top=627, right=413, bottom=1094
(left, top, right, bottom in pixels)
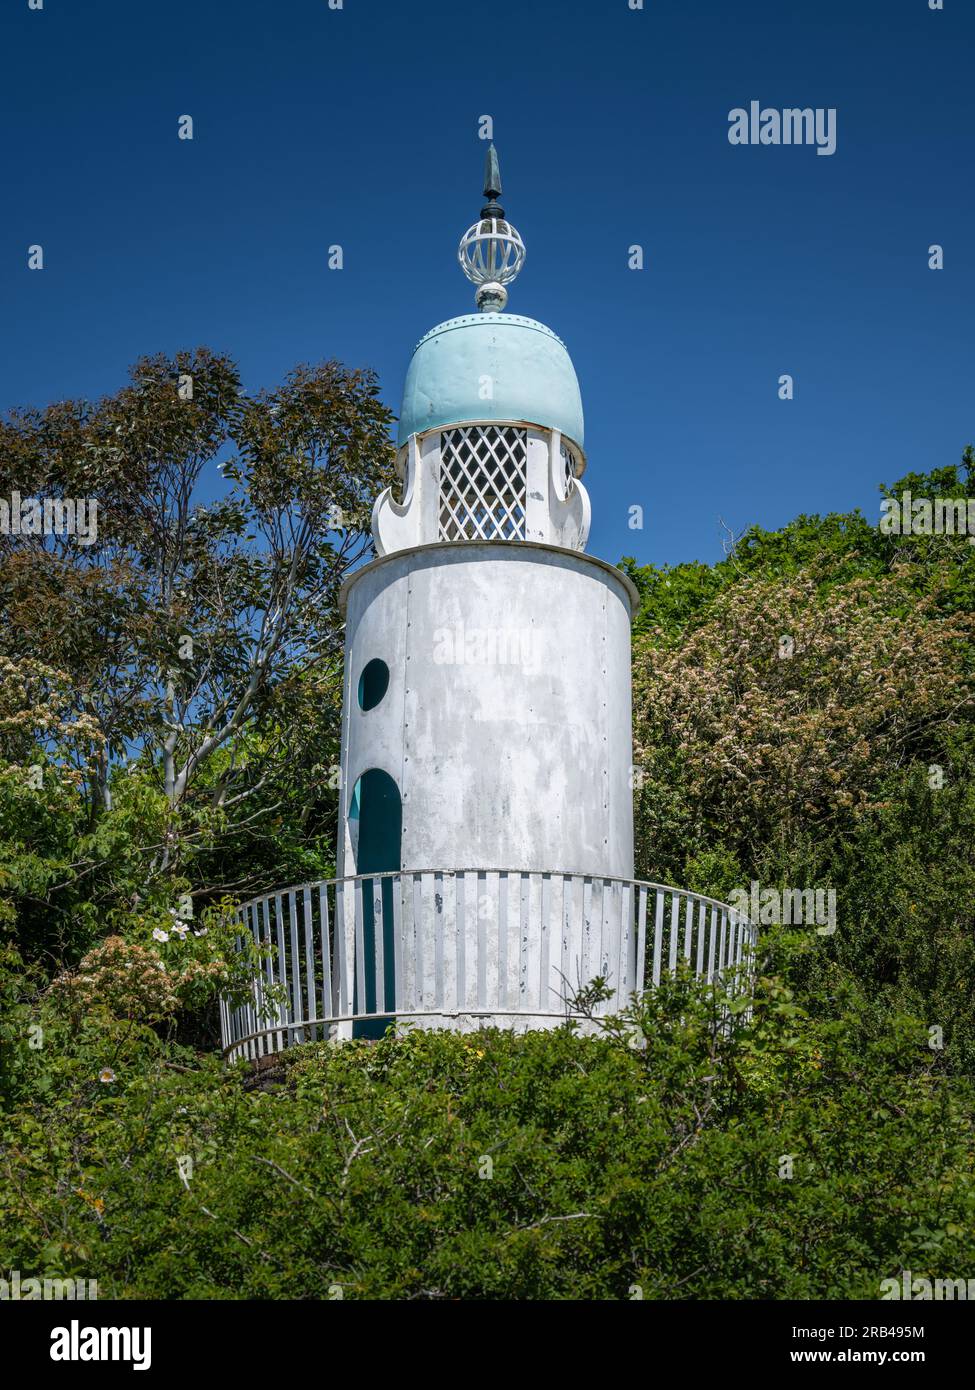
left=357, top=658, right=389, bottom=711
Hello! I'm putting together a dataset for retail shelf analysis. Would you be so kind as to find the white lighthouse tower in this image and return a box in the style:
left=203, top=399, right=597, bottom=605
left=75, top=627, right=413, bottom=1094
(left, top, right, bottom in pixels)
left=334, top=146, right=639, bottom=1034
left=219, top=149, right=755, bottom=1059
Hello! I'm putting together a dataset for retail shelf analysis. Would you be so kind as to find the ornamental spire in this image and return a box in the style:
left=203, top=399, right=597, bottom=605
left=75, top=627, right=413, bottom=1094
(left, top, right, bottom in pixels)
left=457, top=143, right=526, bottom=313
left=481, top=143, right=504, bottom=217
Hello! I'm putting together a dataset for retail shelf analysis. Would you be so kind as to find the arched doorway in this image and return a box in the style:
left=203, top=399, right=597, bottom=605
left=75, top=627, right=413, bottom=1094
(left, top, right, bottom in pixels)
left=347, top=769, right=401, bottom=1038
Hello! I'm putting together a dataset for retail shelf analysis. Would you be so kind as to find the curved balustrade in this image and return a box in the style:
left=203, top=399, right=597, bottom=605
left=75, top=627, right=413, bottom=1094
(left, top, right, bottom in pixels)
left=219, top=869, right=757, bottom=1061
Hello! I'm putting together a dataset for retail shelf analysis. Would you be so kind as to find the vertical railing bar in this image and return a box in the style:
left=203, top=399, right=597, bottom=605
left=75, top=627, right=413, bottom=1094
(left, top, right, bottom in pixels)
left=728, top=906, right=739, bottom=973
left=730, top=911, right=740, bottom=993
left=699, top=904, right=712, bottom=981
left=557, top=873, right=569, bottom=1016
left=303, top=886, right=316, bottom=1035
left=428, top=867, right=439, bottom=1011
left=561, top=874, right=573, bottom=1007
left=498, top=871, right=509, bottom=1012
left=486, top=869, right=500, bottom=1015
left=579, top=876, right=593, bottom=1008
left=318, top=884, right=332, bottom=1026
left=373, top=876, right=386, bottom=1016
left=519, top=872, right=530, bottom=1010
left=441, top=869, right=451, bottom=1013
left=354, top=878, right=367, bottom=1018
left=595, top=877, right=607, bottom=998
left=254, top=901, right=268, bottom=1057
left=391, top=872, right=404, bottom=1017
left=401, top=871, right=416, bottom=1013
left=707, top=894, right=718, bottom=983
left=413, top=871, right=425, bottom=1011
left=651, top=889, right=664, bottom=987
left=256, top=898, right=272, bottom=1051
left=425, top=870, right=439, bottom=1014
left=271, top=895, right=284, bottom=1052
left=417, top=867, right=433, bottom=1011
left=539, top=872, right=551, bottom=1015
left=275, top=892, right=289, bottom=1044
left=635, top=885, right=648, bottom=995
left=335, top=879, right=348, bottom=1018
left=694, top=899, right=705, bottom=977
left=475, top=871, right=487, bottom=1012
left=601, top=878, right=614, bottom=998
left=620, top=879, right=632, bottom=1006
left=452, top=870, right=464, bottom=1015
left=288, top=890, right=302, bottom=1041
left=668, top=891, right=680, bottom=974
left=250, top=898, right=260, bottom=1054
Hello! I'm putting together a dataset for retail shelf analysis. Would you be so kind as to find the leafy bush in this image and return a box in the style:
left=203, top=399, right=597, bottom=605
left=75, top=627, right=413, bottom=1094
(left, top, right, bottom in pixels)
left=1, top=950, right=973, bottom=1300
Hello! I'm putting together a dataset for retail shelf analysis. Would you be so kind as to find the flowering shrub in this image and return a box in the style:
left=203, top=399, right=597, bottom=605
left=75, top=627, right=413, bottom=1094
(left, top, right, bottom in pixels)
left=633, top=561, right=975, bottom=876
left=46, top=935, right=221, bottom=1023
left=0, top=655, right=104, bottom=775
left=42, top=895, right=268, bottom=1025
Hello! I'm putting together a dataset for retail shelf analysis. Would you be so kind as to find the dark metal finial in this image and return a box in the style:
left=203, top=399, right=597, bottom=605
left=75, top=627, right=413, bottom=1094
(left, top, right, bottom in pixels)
left=480, top=143, right=505, bottom=219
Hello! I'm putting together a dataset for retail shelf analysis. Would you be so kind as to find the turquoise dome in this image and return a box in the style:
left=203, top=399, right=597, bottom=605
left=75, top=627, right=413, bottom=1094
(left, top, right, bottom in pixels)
left=397, top=313, right=584, bottom=449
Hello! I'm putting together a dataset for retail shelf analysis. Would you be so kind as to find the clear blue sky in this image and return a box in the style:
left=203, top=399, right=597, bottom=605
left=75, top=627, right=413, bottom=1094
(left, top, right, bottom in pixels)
left=2, top=0, right=972, bottom=567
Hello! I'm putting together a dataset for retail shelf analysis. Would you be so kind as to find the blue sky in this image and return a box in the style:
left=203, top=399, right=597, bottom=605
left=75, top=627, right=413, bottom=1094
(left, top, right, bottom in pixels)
left=2, top=0, right=972, bottom=567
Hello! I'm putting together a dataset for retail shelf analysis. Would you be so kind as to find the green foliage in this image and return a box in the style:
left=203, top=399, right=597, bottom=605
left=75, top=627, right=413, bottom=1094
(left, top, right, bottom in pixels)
left=800, top=763, right=975, bottom=1073
left=0, top=348, right=395, bottom=919
left=624, top=451, right=975, bottom=638
left=1, top=956, right=973, bottom=1299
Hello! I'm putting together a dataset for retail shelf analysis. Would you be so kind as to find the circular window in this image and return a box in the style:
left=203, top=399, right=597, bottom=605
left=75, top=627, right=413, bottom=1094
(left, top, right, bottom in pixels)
left=357, top=658, right=389, bottom=711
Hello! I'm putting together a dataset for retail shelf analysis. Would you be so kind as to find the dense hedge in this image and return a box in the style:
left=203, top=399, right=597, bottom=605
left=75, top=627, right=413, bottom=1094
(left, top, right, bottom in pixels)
left=2, top=948, right=974, bottom=1300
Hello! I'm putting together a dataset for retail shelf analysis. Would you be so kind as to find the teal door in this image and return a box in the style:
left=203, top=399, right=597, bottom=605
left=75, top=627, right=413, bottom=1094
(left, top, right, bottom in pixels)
left=348, top=769, right=401, bottom=1038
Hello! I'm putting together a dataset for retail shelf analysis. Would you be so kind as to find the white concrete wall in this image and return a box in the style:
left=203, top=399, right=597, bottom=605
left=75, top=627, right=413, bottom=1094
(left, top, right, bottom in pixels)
left=338, top=542, right=635, bottom=880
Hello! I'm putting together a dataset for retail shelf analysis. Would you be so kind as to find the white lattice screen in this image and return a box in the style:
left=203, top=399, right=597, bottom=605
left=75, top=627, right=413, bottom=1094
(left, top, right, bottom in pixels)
left=439, top=426, right=527, bottom=541
left=560, top=440, right=577, bottom=498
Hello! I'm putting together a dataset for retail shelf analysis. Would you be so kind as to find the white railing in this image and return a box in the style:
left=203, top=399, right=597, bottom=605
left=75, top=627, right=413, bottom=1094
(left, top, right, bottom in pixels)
left=219, top=869, right=757, bottom=1061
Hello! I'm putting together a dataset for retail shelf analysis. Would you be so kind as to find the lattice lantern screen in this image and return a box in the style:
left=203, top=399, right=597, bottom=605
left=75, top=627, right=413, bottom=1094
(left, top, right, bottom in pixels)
left=439, top=425, right=528, bottom=541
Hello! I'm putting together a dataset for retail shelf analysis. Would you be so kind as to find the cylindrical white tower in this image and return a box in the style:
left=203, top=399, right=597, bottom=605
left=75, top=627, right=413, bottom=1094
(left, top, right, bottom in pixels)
left=336, top=147, right=637, bottom=1032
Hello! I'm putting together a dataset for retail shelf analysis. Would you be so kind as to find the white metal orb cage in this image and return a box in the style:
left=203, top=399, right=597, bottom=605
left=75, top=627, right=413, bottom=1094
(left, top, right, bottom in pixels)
left=458, top=217, right=527, bottom=288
